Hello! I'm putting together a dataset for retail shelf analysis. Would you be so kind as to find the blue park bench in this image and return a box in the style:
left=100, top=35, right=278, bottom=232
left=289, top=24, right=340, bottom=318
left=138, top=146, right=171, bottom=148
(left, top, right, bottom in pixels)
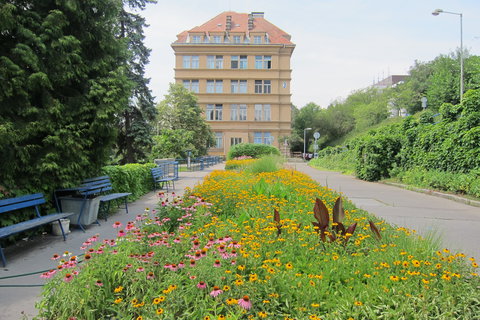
left=54, top=176, right=131, bottom=231
left=0, top=193, right=75, bottom=267
left=151, top=167, right=176, bottom=192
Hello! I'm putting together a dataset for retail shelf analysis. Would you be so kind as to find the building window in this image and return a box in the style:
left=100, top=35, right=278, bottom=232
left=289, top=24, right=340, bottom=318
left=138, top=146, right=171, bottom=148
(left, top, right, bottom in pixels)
left=230, top=104, right=238, bottom=120
left=230, top=104, right=247, bottom=120
left=206, top=104, right=223, bottom=120
left=183, top=55, right=199, bottom=69
left=183, top=80, right=199, bottom=93
left=215, top=132, right=223, bottom=148
left=191, top=35, right=201, bottom=43
left=207, top=55, right=223, bottom=69
left=206, top=80, right=223, bottom=93
left=239, top=104, right=247, bottom=120
left=253, top=35, right=262, bottom=44
left=213, top=35, right=221, bottom=43
left=231, top=55, right=247, bottom=69
left=255, top=55, right=271, bottom=69
left=231, top=80, right=247, bottom=93
left=231, top=137, right=242, bottom=146
left=254, top=80, right=271, bottom=94
left=254, top=104, right=271, bottom=121
left=233, top=35, right=241, bottom=43
left=254, top=132, right=273, bottom=144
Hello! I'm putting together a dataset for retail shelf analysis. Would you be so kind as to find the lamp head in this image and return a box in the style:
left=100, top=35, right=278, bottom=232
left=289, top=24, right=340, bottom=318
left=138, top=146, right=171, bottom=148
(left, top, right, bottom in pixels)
left=305, top=127, right=312, bottom=131
left=432, top=8, right=443, bottom=16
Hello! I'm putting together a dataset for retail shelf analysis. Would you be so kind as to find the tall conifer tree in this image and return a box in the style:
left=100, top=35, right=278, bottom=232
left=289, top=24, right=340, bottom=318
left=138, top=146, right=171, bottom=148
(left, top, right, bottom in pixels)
left=116, top=0, right=157, bottom=164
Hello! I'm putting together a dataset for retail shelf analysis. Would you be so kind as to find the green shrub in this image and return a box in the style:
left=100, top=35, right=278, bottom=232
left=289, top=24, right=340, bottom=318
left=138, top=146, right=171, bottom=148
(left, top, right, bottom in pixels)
left=227, top=143, right=281, bottom=160
left=102, top=163, right=156, bottom=201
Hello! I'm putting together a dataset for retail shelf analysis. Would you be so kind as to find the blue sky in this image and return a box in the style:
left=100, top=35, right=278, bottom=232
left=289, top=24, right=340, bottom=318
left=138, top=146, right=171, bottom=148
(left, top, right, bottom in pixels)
left=142, top=0, right=480, bottom=108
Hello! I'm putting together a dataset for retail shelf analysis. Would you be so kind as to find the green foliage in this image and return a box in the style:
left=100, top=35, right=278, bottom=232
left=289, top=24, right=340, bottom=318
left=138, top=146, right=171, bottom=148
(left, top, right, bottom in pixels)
left=227, top=143, right=281, bottom=160
left=102, top=163, right=156, bottom=201
left=312, top=88, right=480, bottom=198
left=243, top=155, right=283, bottom=174
left=154, top=83, right=214, bottom=159
left=0, top=1, right=131, bottom=197
left=115, top=0, right=157, bottom=164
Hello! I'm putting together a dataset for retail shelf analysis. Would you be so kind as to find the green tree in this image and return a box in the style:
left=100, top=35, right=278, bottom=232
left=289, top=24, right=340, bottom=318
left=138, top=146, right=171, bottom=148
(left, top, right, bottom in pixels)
left=153, top=83, right=214, bottom=159
left=116, top=0, right=157, bottom=164
left=0, top=1, right=130, bottom=195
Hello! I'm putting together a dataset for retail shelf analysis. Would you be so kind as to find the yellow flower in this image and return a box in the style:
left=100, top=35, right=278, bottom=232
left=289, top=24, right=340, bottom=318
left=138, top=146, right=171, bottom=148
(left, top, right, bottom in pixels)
left=354, top=301, right=363, bottom=306
left=311, top=303, right=320, bottom=307
left=114, top=298, right=122, bottom=304
left=114, top=286, right=123, bottom=293
left=235, top=279, right=244, bottom=286
left=218, top=315, right=226, bottom=320
left=223, top=285, right=230, bottom=291
left=156, top=308, right=164, bottom=315
left=136, top=316, right=143, bottom=320
left=389, top=275, right=400, bottom=281
left=258, top=311, right=268, bottom=318
left=204, top=316, right=211, bottom=320
left=249, top=273, right=258, bottom=282
left=226, top=298, right=238, bottom=305
left=422, top=279, right=430, bottom=284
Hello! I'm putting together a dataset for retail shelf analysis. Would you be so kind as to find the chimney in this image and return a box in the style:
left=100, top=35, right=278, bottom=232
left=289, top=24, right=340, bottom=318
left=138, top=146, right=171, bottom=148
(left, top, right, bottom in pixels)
left=251, top=12, right=264, bottom=18
left=226, top=15, right=232, bottom=31
left=248, top=13, right=254, bottom=30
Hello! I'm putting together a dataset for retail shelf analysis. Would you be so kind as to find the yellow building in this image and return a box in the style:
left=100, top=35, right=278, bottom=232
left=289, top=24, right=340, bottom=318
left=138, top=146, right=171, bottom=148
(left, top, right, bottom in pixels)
left=172, top=11, right=295, bottom=156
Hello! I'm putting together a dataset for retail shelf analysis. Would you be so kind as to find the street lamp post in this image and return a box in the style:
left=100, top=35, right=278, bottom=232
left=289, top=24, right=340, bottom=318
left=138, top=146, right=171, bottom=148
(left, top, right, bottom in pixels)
left=303, top=127, right=312, bottom=159
left=432, top=8, right=464, bottom=101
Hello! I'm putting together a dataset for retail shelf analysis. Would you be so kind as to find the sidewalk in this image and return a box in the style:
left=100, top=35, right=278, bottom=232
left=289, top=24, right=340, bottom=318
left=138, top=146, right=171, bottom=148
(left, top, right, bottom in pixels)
left=0, top=163, right=224, bottom=320
left=292, top=162, right=480, bottom=261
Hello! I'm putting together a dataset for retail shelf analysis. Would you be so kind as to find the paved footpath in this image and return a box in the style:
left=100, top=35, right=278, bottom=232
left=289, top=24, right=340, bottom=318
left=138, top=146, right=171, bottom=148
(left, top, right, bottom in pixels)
left=0, top=163, right=225, bottom=320
left=292, top=162, right=480, bottom=261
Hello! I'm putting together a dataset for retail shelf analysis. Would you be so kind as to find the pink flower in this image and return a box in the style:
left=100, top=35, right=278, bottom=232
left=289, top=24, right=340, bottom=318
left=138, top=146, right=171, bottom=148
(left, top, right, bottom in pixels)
left=213, top=260, right=221, bottom=268
left=95, top=280, right=103, bottom=287
left=178, top=261, right=185, bottom=269
left=136, top=267, right=145, bottom=272
left=210, top=286, right=223, bottom=297
left=63, top=273, right=74, bottom=283
left=238, top=295, right=252, bottom=310
left=117, top=230, right=126, bottom=237
left=112, top=221, right=122, bottom=228
left=147, top=272, right=155, bottom=280
left=196, top=281, right=207, bottom=289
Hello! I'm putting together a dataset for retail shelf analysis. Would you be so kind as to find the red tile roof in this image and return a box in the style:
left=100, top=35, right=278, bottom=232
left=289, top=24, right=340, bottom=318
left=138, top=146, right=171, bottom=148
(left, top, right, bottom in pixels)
left=174, top=11, right=294, bottom=45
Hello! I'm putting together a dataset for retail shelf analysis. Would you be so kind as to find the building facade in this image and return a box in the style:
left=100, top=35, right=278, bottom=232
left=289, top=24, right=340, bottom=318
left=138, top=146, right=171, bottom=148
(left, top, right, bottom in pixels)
left=172, top=12, right=295, bottom=156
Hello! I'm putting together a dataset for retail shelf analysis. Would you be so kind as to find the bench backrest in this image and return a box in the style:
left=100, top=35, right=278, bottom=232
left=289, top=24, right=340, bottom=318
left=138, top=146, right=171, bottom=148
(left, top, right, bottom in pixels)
left=0, top=193, right=44, bottom=217
left=79, top=176, right=113, bottom=196
left=151, top=167, right=164, bottom=179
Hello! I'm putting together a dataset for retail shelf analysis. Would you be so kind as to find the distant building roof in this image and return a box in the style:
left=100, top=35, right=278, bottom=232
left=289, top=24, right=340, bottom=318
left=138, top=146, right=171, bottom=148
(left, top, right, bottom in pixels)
left=373, top=75, right=408, bottom=89
left=174, top=11, right=294, bottom=45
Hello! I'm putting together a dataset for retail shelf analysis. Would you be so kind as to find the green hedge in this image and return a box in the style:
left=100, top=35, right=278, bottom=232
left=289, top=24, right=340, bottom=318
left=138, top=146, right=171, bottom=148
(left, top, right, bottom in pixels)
left=102, top=163, right=156, bottom=201
left=227, top=143, right=281, bottom=160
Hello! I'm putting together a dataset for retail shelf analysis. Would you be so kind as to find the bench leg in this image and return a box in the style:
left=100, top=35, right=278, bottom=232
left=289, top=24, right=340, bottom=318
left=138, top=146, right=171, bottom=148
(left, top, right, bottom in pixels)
left=124, top=198, right=129, bottom=214
left=0, top=246, right=6, bottom=267
left=57, top=219, right=68, bottom=241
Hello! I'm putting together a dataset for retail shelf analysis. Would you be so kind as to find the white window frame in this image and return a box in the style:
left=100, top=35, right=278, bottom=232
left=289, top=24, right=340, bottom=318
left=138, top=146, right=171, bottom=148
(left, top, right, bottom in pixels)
left=230, top=104, right=238, bottom=120
left=207, top=55, right=223, bottom=69
left=215, top=132, right=223, bottom=149
left=207, top=80, right=223, bottom=93
left=183, top=80, right=199, bottom=93
left=254, top=132, right=273, bottom=145
left=231, top=137, right=242, bottom=146
left=255, top=55, right=272, bottom=69
left=239, top=104, right=247, bottom=120
left=254, top=35, right=262, bottom=44
left=213, top=35, right=221, bottom=43
left=206, top=105, right=214, bottom=120
left=183, top=55, right=199, bottom=69
left=191, top=35, right=201, bottom=43
left=254, top=80, right=271, bottom=94
left=231, top=80, right=247, bottom=93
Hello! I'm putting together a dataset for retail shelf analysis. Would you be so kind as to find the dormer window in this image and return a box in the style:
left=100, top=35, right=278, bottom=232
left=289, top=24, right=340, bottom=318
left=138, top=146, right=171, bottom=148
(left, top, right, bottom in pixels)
left=213, top=35, right=221, bottom=43
left=253, top=36, right=262, bottom=44
left=191, top=35, right=201, bottom=43
left=233, top=35, right=241, bottom=43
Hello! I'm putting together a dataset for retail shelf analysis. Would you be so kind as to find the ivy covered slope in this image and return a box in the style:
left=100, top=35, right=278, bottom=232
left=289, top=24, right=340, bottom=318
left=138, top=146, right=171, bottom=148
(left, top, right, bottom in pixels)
left=311, top=89, right=480, bottom=197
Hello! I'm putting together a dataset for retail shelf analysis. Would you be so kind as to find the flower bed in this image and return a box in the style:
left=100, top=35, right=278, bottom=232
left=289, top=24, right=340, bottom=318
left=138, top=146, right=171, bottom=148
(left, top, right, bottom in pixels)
left=37, top=168, right=479, bottom=320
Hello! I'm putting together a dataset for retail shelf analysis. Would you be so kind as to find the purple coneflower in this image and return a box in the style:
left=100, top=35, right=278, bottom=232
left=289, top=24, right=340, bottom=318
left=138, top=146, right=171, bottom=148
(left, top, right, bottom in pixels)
left=238, top=295, right=252, bottom=310
left=213, top=260, right=221, bottom=268
left=210, top=286, right=223, bottom=297
left=197, top=281, right=207, bottom=289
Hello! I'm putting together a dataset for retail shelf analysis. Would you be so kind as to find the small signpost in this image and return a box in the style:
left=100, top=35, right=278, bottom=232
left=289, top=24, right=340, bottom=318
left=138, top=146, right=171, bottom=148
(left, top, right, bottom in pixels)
left=313, top=132, right=320, bottom=158
left=421, top=97, right=427, bottom=110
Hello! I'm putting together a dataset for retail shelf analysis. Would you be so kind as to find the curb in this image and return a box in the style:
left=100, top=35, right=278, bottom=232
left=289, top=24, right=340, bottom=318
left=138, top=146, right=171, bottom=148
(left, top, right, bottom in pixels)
left=381, top=181, right=480, bottom=208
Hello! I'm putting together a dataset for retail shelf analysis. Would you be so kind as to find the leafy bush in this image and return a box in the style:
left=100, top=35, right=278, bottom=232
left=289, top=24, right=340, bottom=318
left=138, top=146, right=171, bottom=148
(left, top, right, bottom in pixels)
left=227, top=143, right=281, bottom=160
left=102, top=163, right=157, bottom=201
